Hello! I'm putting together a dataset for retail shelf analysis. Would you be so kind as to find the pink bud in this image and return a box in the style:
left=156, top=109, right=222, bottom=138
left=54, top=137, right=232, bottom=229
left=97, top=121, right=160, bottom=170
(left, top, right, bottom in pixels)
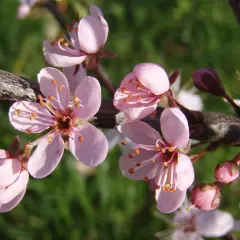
left=190, top=182, right=221, bottom=211
left=192, top=68, right=226, bottom=97
left=215, top=161, right=239, bottom=184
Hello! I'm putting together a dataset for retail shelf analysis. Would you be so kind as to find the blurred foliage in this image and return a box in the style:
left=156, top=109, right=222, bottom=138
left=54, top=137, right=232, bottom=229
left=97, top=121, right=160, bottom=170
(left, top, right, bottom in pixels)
left=0, top=0, right=240, bottom=239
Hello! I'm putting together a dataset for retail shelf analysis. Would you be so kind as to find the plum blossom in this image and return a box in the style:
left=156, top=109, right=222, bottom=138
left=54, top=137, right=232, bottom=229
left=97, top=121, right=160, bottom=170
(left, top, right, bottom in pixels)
left=0, top=143, right=29, bottom=212
left=43, top=5, right=111, bottom=69
left=119, top=107, right=194, bottom=213
left=9, top=67, right=108, bottom=178
left=17, top=0, right=37, bottom=19
left=114, top=63, right=170, bottom=120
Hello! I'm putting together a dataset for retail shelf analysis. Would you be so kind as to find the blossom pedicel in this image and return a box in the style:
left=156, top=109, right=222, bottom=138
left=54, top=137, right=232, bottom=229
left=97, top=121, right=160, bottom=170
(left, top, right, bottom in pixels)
left=119, top=107, right=194, bottom=213
left=9, top=67, right=108, bottom=179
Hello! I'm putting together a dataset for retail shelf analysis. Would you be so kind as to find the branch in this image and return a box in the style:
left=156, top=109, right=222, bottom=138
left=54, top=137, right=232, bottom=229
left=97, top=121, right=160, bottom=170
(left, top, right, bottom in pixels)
left=0, top=69, right=240, bottom=146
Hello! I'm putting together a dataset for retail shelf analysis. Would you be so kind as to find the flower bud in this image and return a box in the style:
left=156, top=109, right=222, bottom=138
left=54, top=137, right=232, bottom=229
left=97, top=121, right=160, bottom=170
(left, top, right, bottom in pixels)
left=192, top=68, right=226, bottom=97
left=215, top=160, right=239, bottom=184
left=190, top=182, right=221, bottom=211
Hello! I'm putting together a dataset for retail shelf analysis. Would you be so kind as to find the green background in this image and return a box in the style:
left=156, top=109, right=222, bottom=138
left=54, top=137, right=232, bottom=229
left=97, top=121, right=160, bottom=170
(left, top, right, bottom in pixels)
left=0, top=0, right=240, bottom=239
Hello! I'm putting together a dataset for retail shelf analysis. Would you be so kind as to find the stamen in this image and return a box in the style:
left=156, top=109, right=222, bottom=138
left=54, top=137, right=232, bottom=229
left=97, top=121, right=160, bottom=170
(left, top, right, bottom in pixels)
left=52, top=80, right=57, bottom=85
left=134, top=148, right=140, bottom=155
left=137, top=96, right=142, bottom=101
left=136, top=83, right=142, bottom=89
left=63, top=42, right=69, bottom=47
left=78, top=136, right=84, bottom=142
left=58, top=84, right=63, bottom=91
left=48, top=136, right=53, bottom=143
left=75, top=103, right=81, bottom=108
left=49, top=96, right=54, bottom=101
left=163, top=162, right=168, bottom=167
left=156, top=185, right=161, bottom=190
left=73, top=96, right=79, bottom=103
left=121, top=140, right=127, bottom=145
left=168, top=147, right=175, bottom=152
left=121, top=87, right=126, bottom=94
left=152, top=159, right=156, bottom=163
left=26, top=129, right=32, bottom=134
left=15, top=109, right=22, bottom=115
left=151, top=110, right=156, bottom=117
left=129, top=168, right=135, bottom=174
left=155, top=145, right=160, bottom=151
left=29, top=112, right=37, bottom=121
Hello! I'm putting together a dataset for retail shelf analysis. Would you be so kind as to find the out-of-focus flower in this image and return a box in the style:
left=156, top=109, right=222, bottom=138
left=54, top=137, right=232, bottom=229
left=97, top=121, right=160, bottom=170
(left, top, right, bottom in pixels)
left=17, top=0, right=37, bottom=19
left=119, top=107, right=194, bottom=213
left=190, top=182, right=221, bottom=211
left=171, top=73, right=203, bottom=111
left=9, top=67, right=108, bottom=178
left=156, top=202, right=240, bottom=240
left=43, top=5, right=112, bottom=69
left=215, top=160, right=239, bottom=184
left=0, top=138, right=29, bottom=212
left=114, top=63, right=170, bottom=120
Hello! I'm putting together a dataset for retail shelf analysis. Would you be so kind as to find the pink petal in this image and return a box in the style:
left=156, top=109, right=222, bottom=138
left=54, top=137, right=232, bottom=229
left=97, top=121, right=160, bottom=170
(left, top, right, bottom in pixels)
left=9, top=101, right=54, bottom=133
left=120, top=72, right=135, bottom=86
left=176, top=153, right=194, bottom=191
left=195, top=210, right=234, bottom=237
left=0, top=170, right=29, bottom=204
left=90, top=5, right=104, bottom=18
left=28, top=132, right=64, bottom=178
left=160, top=108, right=189, bottom=148
left=155, top=189, right=186, bottom=213
left=43, top=40, right=86, bottom=67
left=171, top=231, right=203, bottom=240
left=0, top=150, right=9, bottom=159
left=133, top=63, right=170, bottom=95
left=0, top=188, right=26, bottom=213
left=62, top=65, right=86, bottom=92
left=73, top=76, right=101, bottom=120
left=38, top=67, right=70, bottom=111
left=119, top=150, right=158, bottom=180
left=117, top=120, right=160, bottom=145
left=0, top=158, right=21, bottom=187
left=124, top=104, right=158, bottom=120
left=69, top=124, right=108, bottom=166
left=17, top=4, right=31, bottom=19
left=78, top=16, right=108, bottom=54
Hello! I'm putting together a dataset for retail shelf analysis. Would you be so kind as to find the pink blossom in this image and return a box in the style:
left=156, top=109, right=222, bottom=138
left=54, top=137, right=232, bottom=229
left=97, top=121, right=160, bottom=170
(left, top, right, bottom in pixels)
left=0, top=147, right=29, bottom=213
left=215, top=160, right=239, bottom=184
left=114, top=63, right=170, bottom=120
left=43, top=5, right=110, bottom=69
left=9, top=67, right=108, bottom=178
left=17, top=0, right=37, bottom=19
left=119, top=107, right=194, bottom=213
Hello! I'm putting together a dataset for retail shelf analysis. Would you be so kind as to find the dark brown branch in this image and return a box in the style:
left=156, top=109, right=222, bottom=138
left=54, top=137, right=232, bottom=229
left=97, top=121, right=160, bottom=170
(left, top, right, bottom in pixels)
left=1, top=70, right=240, bottom=146
left=229, top=0, right=240, bottom=24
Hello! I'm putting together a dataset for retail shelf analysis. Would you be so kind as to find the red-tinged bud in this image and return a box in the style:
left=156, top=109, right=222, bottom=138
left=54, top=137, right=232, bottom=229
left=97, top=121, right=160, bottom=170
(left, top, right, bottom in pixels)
left=190, top=182, right=221, bottom=211
left=215, top=160, right=239, bottom=184
left=192, top=68, right=226, bottom=97
left=169, top=69, right=180, bottom=85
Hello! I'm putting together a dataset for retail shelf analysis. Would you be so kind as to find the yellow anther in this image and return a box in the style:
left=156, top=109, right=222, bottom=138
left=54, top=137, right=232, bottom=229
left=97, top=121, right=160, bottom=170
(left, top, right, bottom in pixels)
left=152, top=159, right=156, bottom=163
left=134, top=148, right=140, bottom=155
left=137, top=96, right=142, bottom=101
left=78, top=136, right=84, bottom=142
left=155, top=145, right=160, bottom=151
left=75, top=103, right=81, bottom=108
left=58, top=84, right=63, bottom=91
left=136, top=83, right=142, bottom=89
left=129, top=168, right=135, bottom=174
left=121, top=87, right=126, bottom=94
left=40, top=101, right=45, bottom=107
left=63, top=42, right=69, bottom=47
left=73, top=96, right=79, bottom=103
left=121, top=140, right=127, bottom=145
left=49, top=95, right=54, bottom=101
left=48, top=136, right=53, bottom=143
left=165, top=183, right=171, bottom=189
left=29, top=112, right=37, bottom=121
left=168, top=147, right=175, bottom=152
left=52, top=80, right=57, bottom=85
left=59, top=38, right=64, bottom=43
left=160, top=148, right=166, bottom=153
left=16, top=109, right=22, bottom=115
left=163, top=161, right=168, bottom=167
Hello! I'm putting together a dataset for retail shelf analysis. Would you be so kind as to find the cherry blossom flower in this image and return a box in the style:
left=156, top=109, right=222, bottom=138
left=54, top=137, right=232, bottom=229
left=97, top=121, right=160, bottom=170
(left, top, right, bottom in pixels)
left=114, top=63, right=170, bottom=120
left=17, top=0, right=37, bottom=19
left=0, top=141, right=29, bottom=212
left=43, top=5, right=111, bottom=69
left=9, top=67, right=108, bottom=178
left=118, top=107, right=194, bottom=213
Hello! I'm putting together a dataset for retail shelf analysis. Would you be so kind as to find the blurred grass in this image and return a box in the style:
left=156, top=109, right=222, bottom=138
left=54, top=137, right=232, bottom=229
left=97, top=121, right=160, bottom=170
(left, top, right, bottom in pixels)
left=0, top=0, right=240, bottom=239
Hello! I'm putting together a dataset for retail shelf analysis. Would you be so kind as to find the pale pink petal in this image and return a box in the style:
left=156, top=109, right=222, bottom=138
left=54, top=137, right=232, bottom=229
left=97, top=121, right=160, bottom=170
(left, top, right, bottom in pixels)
left=38, top=67, right=70, bottom=111
left=171, top=231, right=203, bottom=240
left=176, top=153, right=194, bottom=191
left=17, top=4, right=31, bottom=19
left=90, top=5, right=104, bottom=18
left=9, top=101, right=54, bottom=133
left=160, top=108, right=189, bottom=148
left=155, top=189, right=186, bottom=213
left=119, top=150, right=158, bottom=180
left=73, top=76, right=101, bottom=119
left=78, top=16, right=108, bottom=54
left=117, top=120, right=160, bottom=145
left=120, top=72, right=135, bottom=86
left=0, top=170, right=29, bottom=204
left=69, top=124, right=108, bottom=166
left=0, top=158, right=21, bottom=187
left=0, top=150, right=9, bottom=159
left=124, top=104, right=158, bottom=120
left=133, top=63, right=169, bottom=95
left=62, top=65, right=86, bottom=91
left=0, top=188, right=26, bottom=213
left=43, top=40, right=86, bottom=67
left=28, top=133, right=64, bottom=178
left=195, top=210, right=234, bottom=237
left=69, top=23, right=81, bottom=50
